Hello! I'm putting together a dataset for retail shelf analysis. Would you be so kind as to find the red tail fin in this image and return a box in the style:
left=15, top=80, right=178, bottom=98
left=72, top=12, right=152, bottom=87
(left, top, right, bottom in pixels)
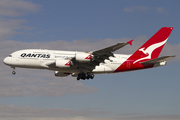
left=131, top=27, right=173, bottom=64
left=114, top=27, right=173, bottom=72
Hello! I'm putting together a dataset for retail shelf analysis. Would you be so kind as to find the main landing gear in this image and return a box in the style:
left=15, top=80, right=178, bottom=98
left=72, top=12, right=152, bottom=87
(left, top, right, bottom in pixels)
left=77, top=73, right=94, bottom=80
left=11, top=67, right=16, bottom=75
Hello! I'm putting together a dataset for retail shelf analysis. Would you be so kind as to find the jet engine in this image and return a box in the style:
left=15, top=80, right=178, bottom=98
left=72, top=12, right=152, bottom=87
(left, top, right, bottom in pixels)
left=75, top=53, right=92, bottom=62
left=55, top=60, right=71, bottom=67
left=54, top=71, right=69, bottom=77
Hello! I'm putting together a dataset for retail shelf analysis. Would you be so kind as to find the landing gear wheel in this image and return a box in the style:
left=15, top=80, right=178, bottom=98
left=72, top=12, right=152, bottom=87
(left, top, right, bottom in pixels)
left=12, top=71, right=16, bottom=75
left=76, top=73, right=94, bottom=80
left=90, top=74, right=94, bottom=79
left=11, top=67, right=16, bottom=75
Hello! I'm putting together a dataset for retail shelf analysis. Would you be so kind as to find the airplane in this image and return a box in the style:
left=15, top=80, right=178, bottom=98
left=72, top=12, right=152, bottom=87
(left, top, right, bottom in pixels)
left=3, top=27, right=175, bottom=80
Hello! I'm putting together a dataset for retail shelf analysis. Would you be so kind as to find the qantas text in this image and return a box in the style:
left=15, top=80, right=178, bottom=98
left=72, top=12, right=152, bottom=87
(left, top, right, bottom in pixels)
left=21, top=53, right=50, bottom=58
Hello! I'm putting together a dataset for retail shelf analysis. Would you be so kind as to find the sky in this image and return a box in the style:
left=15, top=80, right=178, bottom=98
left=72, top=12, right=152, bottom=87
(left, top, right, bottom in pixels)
left=0, top=0, right=180, bottom=120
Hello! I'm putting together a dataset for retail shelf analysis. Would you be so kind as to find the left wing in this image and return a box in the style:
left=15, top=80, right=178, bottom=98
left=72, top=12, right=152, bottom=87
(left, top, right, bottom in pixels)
left=89, top=39, right=133, bottom=64
left=78, top=39, right=134, bottom=72
left=91, top=40, right=133, bottom=56
left=46, top=40, right=133, bottom=73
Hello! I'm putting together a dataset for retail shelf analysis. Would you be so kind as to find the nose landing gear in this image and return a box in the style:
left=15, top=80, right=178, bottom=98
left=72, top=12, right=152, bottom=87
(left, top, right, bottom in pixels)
left=11, top=67, right=16, bottom=75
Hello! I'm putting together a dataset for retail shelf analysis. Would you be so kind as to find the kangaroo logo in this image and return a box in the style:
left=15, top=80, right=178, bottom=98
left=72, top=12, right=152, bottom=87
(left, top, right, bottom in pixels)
left=85, top=55, right=91, bottom=59
left=133, top=38, right=168, bottom=64
left=65, top=61, right=71, bottom=66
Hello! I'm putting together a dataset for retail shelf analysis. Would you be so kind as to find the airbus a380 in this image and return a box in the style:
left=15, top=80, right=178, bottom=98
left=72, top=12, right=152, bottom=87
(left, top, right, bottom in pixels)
left=3, top=27, right=175, bottom=80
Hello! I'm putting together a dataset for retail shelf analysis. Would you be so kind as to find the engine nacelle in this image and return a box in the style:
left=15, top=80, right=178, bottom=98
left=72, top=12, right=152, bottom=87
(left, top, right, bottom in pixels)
left=55, top=60, right=71, bottom=68
left=75, top=53, right=92, bottom=62
left=54, top=71, right=69, bottom=77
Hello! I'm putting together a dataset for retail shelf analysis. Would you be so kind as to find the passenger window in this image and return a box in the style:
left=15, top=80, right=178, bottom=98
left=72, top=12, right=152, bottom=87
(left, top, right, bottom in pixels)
left=8, top=55, right=12, bottom=57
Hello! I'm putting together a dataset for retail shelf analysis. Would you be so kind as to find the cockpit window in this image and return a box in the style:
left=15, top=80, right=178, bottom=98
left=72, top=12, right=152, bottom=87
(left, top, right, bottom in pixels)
left=8, top=55, right=12, bottom=57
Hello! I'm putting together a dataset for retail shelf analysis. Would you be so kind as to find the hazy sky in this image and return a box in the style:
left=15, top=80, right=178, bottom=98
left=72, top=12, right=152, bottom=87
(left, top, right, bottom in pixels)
left=0, top=0, right=180, bottom=120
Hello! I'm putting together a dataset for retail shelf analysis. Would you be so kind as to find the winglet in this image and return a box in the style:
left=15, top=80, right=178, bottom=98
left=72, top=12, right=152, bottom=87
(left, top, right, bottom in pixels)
left=127, top=39, right=133, bottom=46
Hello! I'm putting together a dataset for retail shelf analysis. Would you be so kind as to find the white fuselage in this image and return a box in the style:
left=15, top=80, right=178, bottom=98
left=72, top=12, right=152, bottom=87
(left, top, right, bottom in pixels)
left=3, top=27, right=174, bottom=80
left=3, top=49, right=130, bottom=74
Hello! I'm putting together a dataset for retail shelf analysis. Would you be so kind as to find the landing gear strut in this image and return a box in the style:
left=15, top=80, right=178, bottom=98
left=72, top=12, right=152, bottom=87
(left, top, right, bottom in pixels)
left=77, top=73, right=94, bottom=80
left=12, top=67, right=16, bottom=75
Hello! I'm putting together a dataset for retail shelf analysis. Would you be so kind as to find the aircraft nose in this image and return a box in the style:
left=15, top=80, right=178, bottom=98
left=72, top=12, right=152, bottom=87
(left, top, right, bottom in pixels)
left=3, top=57, right=10, bottom=65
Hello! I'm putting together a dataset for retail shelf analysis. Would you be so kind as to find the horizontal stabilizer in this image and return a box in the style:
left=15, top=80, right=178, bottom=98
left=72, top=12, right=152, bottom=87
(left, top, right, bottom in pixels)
left=140, top=55, right=175, bottom=65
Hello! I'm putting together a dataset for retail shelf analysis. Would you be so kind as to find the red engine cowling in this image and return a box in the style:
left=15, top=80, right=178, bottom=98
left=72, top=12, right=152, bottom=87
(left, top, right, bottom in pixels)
left=75, top=53, right=91, bottom=62
left=55, top=60, right=71, bottom=68
left=54, top=71, right=69, bottom=77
